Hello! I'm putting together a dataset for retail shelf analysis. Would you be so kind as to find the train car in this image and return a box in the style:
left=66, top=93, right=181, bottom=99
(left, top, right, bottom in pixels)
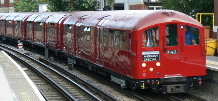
left=25, top=13, right=52, bottom=44
left=1, top=10, right=206, bottom=94
left=0, top=13, right=6, bottom=37
left=0, top=13, right=10, bottom=36
left=14, top=13, right=32, bottom=40
left=45, top=13, right=69, bottom=50
left=63, top=10, right=206, bottom=94
left=62, top=12, right=91, bottom=55
left=5, top=13, right=20, bottom=38
left=32, top=13, right=53, bottom=46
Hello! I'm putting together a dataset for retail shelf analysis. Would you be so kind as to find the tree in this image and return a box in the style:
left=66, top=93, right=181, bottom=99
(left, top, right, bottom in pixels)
left=160, top=0, right=214, bottom=27
left=46, top=0, right=69, bottom=12
left=160, top=0, right=213, bottom=17
left=47, top=0, right=97, bottom=12
left=13, top=0, right=47, bottom=12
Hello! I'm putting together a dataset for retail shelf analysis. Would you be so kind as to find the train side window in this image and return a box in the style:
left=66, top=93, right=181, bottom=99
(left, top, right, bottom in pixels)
left=120, top=31, right=126, bottom=50
left=185, top=26, right=200, bottom=45
left=83, top=27, right=91, bottom=41
left=1, top=20, right=5, bottom=34
left=91, top=27, right=95, bottom=43
left=142, top=27, right=159, bottom=47
left=114, top=31, right=119, bottom=48
left=108, top=30, right=114, bottom=47
left=104, top=29, right=108, bottom=46
left=166, top=24, right=178, bottom=46
left=100, top=28, right=103, bottom=46
left=64, top=25, right=73, bottom=38
left=129, top=32, right=131, bottom=51
left=97, top=27, right=99, bottom=45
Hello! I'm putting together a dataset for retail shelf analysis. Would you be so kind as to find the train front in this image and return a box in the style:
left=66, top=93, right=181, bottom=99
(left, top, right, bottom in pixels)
left=132, top=10, right=206, bottom=93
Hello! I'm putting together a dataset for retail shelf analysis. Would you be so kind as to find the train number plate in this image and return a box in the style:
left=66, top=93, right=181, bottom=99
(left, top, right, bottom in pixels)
left=167, top=50, right=177, bottom=54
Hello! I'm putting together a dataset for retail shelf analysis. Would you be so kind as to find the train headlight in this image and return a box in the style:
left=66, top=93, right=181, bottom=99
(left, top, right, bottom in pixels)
left=156, top=62, right=160, bottom=66
left=142, top=63, right=146, bottom=67
left=149, top=67, right=153, bottom=72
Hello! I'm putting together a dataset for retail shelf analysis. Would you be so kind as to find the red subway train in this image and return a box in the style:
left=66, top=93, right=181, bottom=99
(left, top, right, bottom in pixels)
left=0, top=10, right=206, bottom=93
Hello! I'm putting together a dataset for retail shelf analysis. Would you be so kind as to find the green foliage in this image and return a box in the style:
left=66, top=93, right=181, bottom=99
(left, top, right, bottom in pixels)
left=107, top=0, right=115, bottom=7
left=160, top=0, right=214, bottom=28
left=13, top=0, right=47, bottom=12
left=47, top=0, right=97, bottom=12
left=160, top=0, right=214, bottom=16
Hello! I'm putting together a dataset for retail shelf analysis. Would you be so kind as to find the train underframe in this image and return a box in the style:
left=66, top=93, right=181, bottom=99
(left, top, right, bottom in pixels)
left=67, top=56, right=203, bottom=94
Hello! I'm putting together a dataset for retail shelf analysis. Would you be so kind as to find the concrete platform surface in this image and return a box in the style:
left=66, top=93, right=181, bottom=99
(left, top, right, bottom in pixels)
left=0, top=51, right=45, bottom=101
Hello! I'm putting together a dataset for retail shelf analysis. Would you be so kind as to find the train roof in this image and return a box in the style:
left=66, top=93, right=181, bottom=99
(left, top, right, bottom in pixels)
left=45, top=13, right=69, bottom=24
left=34, top=13, right=53, bottom=22
left=0, top=10, right=202, bottom=31
left=64, top=10, right=203, bottom=31
left=26, top=13, right=52, bottom=22
left=0, top=13, right=6, bottom=18
left=0, top=13, right=11, bottom=20
left=5, top=13, right=21, bottom=20
left=27, top=13, right=40, bottom=22
left=14, top=13, right=33, bottom=21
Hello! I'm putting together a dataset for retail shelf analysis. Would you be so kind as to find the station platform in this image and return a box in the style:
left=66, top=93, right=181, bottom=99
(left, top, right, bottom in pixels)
left=0, top=51, right=45, bottom=101
left=206, top=56, right=218, bottom=71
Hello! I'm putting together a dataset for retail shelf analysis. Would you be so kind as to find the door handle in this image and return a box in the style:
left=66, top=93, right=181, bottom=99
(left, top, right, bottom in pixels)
left=162, top=35, right=166, bottom=52
left=201, top=45, right=204, bottom=56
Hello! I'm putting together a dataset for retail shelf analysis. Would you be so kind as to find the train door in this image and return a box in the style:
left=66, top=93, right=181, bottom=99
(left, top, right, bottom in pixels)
left=96, top=19, right=108, bottom=66
left=180, top=25, right=205, bottom=76
left=75, top=18, right=85, bottom=58
left=96, top=27, right=101, bottom=64
left=162, top=24, right=181, bottom=76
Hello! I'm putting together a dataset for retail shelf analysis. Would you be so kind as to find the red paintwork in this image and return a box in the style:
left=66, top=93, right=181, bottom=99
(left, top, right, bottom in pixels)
left=1, top=10, right=206, bottom=81
left=60, top=10, right=205, bottom=80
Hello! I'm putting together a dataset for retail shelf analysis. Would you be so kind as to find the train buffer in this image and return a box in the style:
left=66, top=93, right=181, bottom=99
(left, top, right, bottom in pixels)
left=0, top=51, right=45, bottom=101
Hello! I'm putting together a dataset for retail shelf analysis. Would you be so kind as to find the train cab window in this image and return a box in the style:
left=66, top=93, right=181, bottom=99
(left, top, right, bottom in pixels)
left=166, top=24, right=178, bottom=46
left=114, top=31, right=119, bottom=48
left=185, top=26, right=200, bottom=45
left=142, top=27, right=159, bottom=47
left=120, top=31, right=126, bottom=50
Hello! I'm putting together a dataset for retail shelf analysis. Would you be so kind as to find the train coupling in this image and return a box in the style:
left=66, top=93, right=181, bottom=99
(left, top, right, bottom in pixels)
left=162, top=84, right=188, bottom=94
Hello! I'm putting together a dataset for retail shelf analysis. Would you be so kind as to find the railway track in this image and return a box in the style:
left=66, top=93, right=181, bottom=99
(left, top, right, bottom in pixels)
left=0, top=44, right=117, bottom=101
left=0, top=44, right=209, bottom=101
left=46, top=58, right=208, bottom=101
